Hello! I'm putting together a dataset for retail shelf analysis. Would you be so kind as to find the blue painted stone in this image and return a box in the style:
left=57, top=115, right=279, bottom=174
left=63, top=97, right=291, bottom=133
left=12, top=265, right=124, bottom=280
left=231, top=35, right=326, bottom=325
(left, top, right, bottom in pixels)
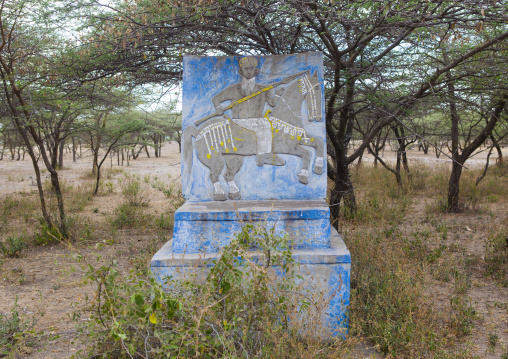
left=151, top=227, right=350, bottom=338
left=152, top=52, right=350, bottom=338
left=172, top=200, right=331, bottom=253
left=181, top=52, right=327, bottom=202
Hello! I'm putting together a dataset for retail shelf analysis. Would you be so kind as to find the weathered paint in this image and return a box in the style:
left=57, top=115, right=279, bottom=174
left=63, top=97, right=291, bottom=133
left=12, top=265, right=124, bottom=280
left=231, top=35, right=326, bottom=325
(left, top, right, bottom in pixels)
left=182, top=52, right=326, bottom=202
left=152, top=53, right=350, bottom=338
left=172, top=200, right=331, bottom=253
left=151, top=227, right=350, bottom=338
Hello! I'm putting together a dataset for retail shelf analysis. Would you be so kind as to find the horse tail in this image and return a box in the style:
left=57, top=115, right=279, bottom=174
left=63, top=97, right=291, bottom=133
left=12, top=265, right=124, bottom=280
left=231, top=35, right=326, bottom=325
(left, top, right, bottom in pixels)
left=182, top=125, right=198, bottom=178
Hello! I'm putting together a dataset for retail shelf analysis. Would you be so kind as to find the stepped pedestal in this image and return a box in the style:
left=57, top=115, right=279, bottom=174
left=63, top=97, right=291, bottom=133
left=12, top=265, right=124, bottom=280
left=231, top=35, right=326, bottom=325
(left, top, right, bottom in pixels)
left=151, top=52, right=350, bottom=338
left=151, top=200, right=350, bottom=337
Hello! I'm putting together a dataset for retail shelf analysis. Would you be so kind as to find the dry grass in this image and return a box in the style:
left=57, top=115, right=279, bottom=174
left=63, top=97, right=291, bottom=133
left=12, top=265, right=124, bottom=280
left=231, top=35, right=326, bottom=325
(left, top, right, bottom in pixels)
left=341, top=162, right=508, bottom=358
left=1, top=158, right=507, bottom=358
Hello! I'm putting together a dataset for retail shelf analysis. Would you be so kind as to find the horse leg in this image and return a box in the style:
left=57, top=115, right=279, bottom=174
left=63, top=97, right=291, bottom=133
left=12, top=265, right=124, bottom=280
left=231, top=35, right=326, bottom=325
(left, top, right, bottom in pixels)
left=224, top=155, right=243, bottom=200
left=209, top=154, right=227, bottom=201
left=307, top=137, right=325, bottom=175
left=281, top=144, right=312, bottom=185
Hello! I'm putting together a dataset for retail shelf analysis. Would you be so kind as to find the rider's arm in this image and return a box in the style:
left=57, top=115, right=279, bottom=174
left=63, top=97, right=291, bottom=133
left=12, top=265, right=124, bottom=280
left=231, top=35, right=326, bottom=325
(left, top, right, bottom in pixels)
left=266, top=88, right=283, bottom=107
left=212, top=86, right=236, bottom=114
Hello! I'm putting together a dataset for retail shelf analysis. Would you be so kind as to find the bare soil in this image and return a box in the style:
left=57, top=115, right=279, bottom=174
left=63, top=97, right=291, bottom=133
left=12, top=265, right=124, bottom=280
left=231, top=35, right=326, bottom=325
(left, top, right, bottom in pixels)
left=0, top=143, right=506, bottom=358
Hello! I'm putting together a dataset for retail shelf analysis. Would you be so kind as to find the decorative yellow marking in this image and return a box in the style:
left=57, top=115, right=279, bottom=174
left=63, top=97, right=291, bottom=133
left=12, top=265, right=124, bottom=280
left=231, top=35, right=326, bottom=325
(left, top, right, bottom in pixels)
left=233, top=137, right=245, bottom=141
left=220, top=141, right=224, bottom=146
left=264, top=110, right=275, bottom=140
left=210, top=146, right=214, bottom=150
left=291, top=135, right=294, bottom=139
left=230, top=86, right=274, bottom=107
left=206, top=154, right=211, bottom=159
left=234, top=147, right=237, bottom=151
left=297, top=136, right=301, bottom=140
left=311, top=138, right=314, bottom=142
left=275, top=129, right=279, bottom=133
left=226, top=148, right=229, bottom=153
left=227, top=139, right=230, bottom=143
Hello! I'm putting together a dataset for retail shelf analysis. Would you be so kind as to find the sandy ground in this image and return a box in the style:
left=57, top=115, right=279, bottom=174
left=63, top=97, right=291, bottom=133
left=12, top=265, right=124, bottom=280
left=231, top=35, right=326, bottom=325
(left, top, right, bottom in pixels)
left=0, top=142, right=506, bottom=358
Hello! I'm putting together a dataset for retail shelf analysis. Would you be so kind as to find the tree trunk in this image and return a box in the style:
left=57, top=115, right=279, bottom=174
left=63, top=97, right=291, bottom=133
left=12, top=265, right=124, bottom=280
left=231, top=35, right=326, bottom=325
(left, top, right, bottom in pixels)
left=490, top=134, right=503, bottom=164
left=446, top=67, right=462, bottom=212
left=94, top=165, right=102, bottom=195
left=330, top=142, right=356, bottom=230
left=58, top=139, right=64, bottom=169
left=72, top=136, right=76, bottom=162
left=447, top=160, right=463, bottom=211
left=9, top=124, right=52, bottom=227
left=92, top=148, right=99, bottom=174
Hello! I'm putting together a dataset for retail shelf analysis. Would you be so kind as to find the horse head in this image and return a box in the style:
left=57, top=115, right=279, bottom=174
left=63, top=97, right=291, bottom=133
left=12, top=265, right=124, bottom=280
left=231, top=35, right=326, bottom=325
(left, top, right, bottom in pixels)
left=299, top=70, right=322, bottom=122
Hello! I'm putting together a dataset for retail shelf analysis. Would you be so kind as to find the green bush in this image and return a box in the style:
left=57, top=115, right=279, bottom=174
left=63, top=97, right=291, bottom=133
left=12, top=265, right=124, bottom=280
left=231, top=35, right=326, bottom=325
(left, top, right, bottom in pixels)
left=33, top=220, right=64, bottom=246
left=0, top=298, right=37, bottom=355
left=74, top=224, right=330, bottom=358
left=112, top=203, right=151, bottom=229
left=0, top=236, right=26, bottom=258
left=121, top=175, right=149, bottom=207
left=485, top=229, right=508, bottom=285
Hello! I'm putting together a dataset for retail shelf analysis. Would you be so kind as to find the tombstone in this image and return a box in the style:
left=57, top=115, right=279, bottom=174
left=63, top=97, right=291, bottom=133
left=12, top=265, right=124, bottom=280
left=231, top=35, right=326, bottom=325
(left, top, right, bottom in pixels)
left=151, top=52, right=350, bottom=337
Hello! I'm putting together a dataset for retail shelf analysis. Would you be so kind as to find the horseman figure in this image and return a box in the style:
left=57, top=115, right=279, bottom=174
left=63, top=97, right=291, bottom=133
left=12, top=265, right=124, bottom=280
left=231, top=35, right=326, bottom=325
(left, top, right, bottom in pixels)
left=183, top=54, right=325, bottom=201
left=212, top=56, right=298, bottom=167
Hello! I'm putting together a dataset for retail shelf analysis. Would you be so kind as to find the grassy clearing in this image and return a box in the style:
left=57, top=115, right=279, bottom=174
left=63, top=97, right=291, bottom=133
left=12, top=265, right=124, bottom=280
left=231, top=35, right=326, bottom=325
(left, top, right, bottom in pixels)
left=1, top=160, right=507, bottom=358
left=341, top=162, right=508, bottom=358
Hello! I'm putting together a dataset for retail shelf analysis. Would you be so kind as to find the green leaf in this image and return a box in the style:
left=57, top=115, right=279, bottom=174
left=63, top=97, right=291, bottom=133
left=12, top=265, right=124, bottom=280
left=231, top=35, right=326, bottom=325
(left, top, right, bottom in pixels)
left=131, top=293, right=144, bottom=307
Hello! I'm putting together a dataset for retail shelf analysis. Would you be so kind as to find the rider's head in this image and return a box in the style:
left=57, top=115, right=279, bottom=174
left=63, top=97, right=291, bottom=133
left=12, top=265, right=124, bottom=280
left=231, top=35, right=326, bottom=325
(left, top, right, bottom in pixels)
left=238, top=57, right=258, bottom=80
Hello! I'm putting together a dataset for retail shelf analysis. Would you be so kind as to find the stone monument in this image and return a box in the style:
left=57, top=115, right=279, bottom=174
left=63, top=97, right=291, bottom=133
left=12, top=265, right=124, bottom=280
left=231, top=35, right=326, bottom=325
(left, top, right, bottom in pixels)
left=151, top=52, right=350, bottom=337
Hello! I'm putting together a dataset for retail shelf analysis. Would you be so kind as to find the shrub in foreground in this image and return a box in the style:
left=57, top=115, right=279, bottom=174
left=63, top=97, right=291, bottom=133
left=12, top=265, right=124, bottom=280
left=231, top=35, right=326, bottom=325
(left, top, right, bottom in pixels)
left=74, top=225, right=335, bottom=358
left=0, top=298, right=38, bottom=355
left=0, top=236, right=26, bottom=258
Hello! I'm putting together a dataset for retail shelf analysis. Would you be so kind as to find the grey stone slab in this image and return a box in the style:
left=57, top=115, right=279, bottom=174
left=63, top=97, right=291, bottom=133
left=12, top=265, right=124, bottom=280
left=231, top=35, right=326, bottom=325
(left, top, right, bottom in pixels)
left=181, top=53, right=327, bottom=202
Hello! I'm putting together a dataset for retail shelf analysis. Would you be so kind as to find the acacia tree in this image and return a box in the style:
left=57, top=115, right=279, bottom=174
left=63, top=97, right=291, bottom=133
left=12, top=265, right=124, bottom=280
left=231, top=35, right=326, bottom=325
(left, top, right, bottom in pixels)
left=74, top=0, right=508, bottom=226
left=0, top=0, right=60, bottom=230
left=85, top=111, right=147, bottom=195
left=434, top=24, right=508, bottom=211
left=0, top=0, right=91, bottom=234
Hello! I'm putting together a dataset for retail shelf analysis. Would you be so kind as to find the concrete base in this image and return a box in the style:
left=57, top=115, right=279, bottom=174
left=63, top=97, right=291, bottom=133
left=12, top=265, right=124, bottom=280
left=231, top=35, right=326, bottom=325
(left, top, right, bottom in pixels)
left=151, top=226, right=350, bottom=338
left=172, top=200, right=331, bottom=253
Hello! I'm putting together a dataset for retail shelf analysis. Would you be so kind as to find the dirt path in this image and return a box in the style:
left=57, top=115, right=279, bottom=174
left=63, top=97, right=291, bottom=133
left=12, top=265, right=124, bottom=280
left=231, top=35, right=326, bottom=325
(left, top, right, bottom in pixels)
left=0, top=143, right=506, bottom=358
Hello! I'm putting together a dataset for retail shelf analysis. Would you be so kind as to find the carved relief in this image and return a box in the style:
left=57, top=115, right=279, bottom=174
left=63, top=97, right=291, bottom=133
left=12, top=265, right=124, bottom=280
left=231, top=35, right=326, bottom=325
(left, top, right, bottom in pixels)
left=183, top=54, right=325, bottom=201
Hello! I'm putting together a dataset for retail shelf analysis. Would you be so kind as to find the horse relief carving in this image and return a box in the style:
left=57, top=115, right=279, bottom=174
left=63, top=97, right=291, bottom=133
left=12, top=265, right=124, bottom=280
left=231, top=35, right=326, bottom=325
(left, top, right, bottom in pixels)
left=182, top=54, right=325, bottom=201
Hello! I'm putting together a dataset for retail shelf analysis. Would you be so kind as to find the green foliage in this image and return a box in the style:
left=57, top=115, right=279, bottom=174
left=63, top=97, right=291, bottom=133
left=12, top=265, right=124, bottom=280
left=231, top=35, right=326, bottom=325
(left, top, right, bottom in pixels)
left=449, top=295, right=476, bottom=337
left=155, top=213, right=173, bottom=230
left=0, top=297, right=37, bottom=356
left=111, top=175, right=153, bottom=229
left=485, top=229, right=508, bottom=285
left=33, top=220, right=63, bottom=246
left=74, top=224, right=328, bottom=358
left=66, top=182, right=94, bottom=213
left=488, top=331, right=498, bottom=348
left=0, top=236, right=27, bottom=258
left=151, top=179, right=185, bottom=209
left=121, top=175, right=150, bottom=207
left=111, top=203, right=150, bottom=229
left=151, top=179, right=178, bottom=198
